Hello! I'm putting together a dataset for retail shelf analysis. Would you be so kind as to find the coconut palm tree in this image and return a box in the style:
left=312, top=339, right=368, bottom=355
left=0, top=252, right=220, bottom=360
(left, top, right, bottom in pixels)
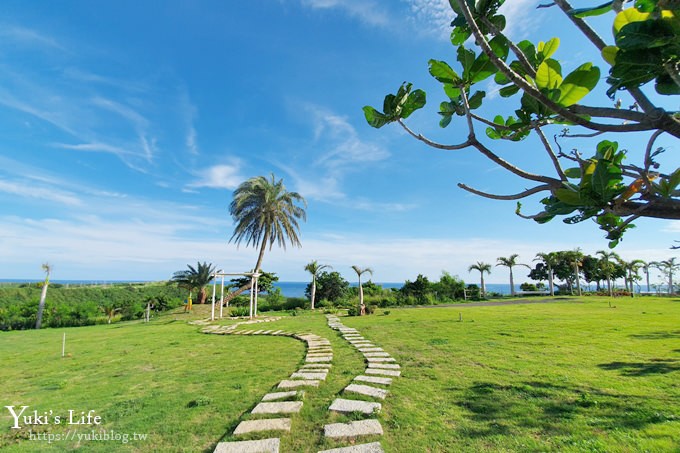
left=35, top=263, right=52, bottom=329
left=620, top=258, right=645, bottom=297
left=305, top=260, right=332, bottom=310
left=100, top=303, right=120, bottom=324
left=535, top=252, right=558, bottom=296
left=655, top=258, right=679, bottom=295
left=171, top=262, right=216, bottom=304
left=597, top=250, right=621, bottom=298
left=351, top=266, right=373, bottom=315
left=565, top=249, right=585, bottom=296
left=226, top=174, right=307, bottom=302
left=641, top=261, right=654, bottom=293
left=496, top=254, right=529, bottom=297
left=468, top=262, right=492, bottom=298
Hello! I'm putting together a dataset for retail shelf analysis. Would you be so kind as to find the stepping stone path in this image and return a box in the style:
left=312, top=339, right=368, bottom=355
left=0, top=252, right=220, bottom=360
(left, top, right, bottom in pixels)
left=323, top=315, right=401, bottom=452
left=199, top=316, right=334, bottom=453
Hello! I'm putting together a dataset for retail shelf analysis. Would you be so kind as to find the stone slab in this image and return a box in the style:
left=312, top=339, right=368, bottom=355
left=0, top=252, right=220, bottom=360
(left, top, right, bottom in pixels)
left=234, top=418, right=291, bottom=435
left=354, top=375, right=392, bottom=385
left=278, top=379, right=320, bottom=389
left=318, top=442, right=384, bottom=453
left=261, top=391, right=301, bottom=402
left=344, top=384, right=389, bottom=400
left=251, top=401, right=303, bottom=414
left=329, top=398, right=381, bottom=415
left=291, top=372, right=328, bottom=380
left=366, top=363, right=400, bottom=369
left=300, top=364, right=332, bottom=369
left=365, top=357, right=395, bottom=363
left=365, top=368, right=400, bottom=377
left=357, top=347, right=384, bottom=353
left=363, top=352, right=391, bottom=358
left=323, top=419, right=383, bottom=438
left=306, top=356, right=333, bottom=363
left=214, top=437, right=280, bottom=453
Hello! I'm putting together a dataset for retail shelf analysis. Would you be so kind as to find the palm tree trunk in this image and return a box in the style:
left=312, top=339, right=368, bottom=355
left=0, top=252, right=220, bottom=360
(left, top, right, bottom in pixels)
left=35, top=276, right=50, bottom=329
left=480, top=273, right=486, bottom=298
left=607, top=277, right=612, bottom=297
left=573, top=263, right=581, bottom=296
left=645, top=269, right=650, bottom=292
left=548, top=266, right=554, bottom=296
left=509, top=267, right=515, bottom=296
left=358, top=275, right=364, bottom=315
left=223, top=234, right=270, bottom=304
left=311, top=275, right=317, bottom=310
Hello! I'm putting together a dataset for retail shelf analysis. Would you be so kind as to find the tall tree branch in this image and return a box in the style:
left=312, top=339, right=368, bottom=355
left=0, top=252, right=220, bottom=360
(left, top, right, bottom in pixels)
left=457, top=183, right=553, bottom=200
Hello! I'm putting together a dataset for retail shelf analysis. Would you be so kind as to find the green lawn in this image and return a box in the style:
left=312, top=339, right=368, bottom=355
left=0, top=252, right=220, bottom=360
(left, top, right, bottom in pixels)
left=1, top=298, right=679, bottom=452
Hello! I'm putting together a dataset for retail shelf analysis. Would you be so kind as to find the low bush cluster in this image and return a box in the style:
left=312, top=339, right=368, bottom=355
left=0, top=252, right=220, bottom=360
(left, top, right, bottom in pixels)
left=0, top=283, right=185, bottom=330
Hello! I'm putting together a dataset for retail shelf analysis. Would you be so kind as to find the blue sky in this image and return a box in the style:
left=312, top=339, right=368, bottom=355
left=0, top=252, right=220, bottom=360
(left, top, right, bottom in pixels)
left=0, top=0, right=677, bottom=285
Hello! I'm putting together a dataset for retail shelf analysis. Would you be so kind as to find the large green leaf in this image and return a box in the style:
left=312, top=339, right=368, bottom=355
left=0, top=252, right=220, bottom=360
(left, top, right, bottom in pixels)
left=363, top=106, right=390, bottom=129
left=617, top=20, right=676, bottom=50
left=570, top=1, right=613, bottom=18
left=465, top=36, right=508, bottom=84
left=400, top=89, right=427, bottom=118
left=535, top=59, right=563, bottom=90
left=555, top=187, right=582, bottom=205
left=467, top=90, right=485, bottom=109
left=613, top=8, right=650, bottom=33
left=429, top=59, right=461, bottom=85
left=538, top=38, right=560, bottom=61
left=556, top=62, right=601, bottom=107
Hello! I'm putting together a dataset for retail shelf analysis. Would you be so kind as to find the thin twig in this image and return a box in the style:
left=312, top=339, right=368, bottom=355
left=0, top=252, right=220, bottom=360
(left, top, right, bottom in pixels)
left=535, top=125, right=567, bottom=181
left=396, top=119, right=471, bottom=150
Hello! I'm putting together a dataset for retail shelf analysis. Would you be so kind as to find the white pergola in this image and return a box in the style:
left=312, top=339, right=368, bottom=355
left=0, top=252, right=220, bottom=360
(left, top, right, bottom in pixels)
left=210, top=271, right=261, bottom=321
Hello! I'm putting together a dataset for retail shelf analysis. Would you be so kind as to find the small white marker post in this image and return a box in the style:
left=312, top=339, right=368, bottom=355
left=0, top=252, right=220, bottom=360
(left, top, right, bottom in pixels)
left=62, top=332, right=66, bottom=358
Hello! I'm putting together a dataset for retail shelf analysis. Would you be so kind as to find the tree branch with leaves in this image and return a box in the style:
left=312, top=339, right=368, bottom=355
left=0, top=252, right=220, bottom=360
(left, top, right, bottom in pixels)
left=364, top=0, right=680, bottom=248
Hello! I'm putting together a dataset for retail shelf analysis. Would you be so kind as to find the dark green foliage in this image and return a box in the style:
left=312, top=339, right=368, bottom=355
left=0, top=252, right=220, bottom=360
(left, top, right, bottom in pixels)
left=304, top=271, right=349, bottom=303
left=230, top=271, right=279, bottom=294
left=0, top=283, right=184, bottom=331
left=364, top=0, right=680, bottom=246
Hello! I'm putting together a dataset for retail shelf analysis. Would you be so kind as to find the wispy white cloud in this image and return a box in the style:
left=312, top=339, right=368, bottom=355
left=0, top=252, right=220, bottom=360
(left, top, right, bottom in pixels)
left=280, top=104, right=392, bottom=206
left=0, top=25, right=66, bottom=51
left=404, top=0, right=453, bottom=39
left=188, top=163, right=244, bottom=190
left=404, top=0, right=544, bottom=40
left=300, top=0, right=389, bottom=26
left=309, top=106, right=390, bottom=169
left=0, top=178, right=82, bottom=206
left=662, top=221, right=680, bottom=233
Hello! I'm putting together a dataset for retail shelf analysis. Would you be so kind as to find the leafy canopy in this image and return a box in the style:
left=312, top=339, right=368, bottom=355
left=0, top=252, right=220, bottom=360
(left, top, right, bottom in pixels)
left=364, top=0, right=680, bottom=248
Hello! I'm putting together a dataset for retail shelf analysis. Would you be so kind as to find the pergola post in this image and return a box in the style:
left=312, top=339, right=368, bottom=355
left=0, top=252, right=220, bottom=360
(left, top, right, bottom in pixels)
left=210, top=274, right=217, bottom=321
left=219, top=275, right=225, bottom=318
left=254, top=274, right=259, bottom=317
left=249, top=276, right=255, bottom=319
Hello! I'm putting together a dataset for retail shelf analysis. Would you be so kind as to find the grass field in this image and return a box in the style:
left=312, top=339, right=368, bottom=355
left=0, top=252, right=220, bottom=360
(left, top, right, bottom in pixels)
left=1, top=297, right=679, bottom=452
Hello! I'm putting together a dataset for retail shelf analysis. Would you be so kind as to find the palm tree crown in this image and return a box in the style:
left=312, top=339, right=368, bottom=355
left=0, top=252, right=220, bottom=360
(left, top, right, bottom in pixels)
left=496, top=254, right=527, bottom=296
left=171, top=261, right=216, bottom=304
left=468, top=262, right=492, bottom=298
left=230, top=174, right=307, bottom=272
left=352, top=265, right=373, bottom=314
left=535, top=252, right=558, bottom=296
left=597, top=250, right=620, bottom=297
left=305, top=260, right=332, bottom=310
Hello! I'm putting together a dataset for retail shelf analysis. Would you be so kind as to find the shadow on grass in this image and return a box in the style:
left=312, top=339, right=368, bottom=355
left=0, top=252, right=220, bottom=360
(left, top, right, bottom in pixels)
left=630, top=330, right=680, bottom=340
left=457, top=380, right=674, bottom=438
left=598, top=359, right=680, bottom=376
